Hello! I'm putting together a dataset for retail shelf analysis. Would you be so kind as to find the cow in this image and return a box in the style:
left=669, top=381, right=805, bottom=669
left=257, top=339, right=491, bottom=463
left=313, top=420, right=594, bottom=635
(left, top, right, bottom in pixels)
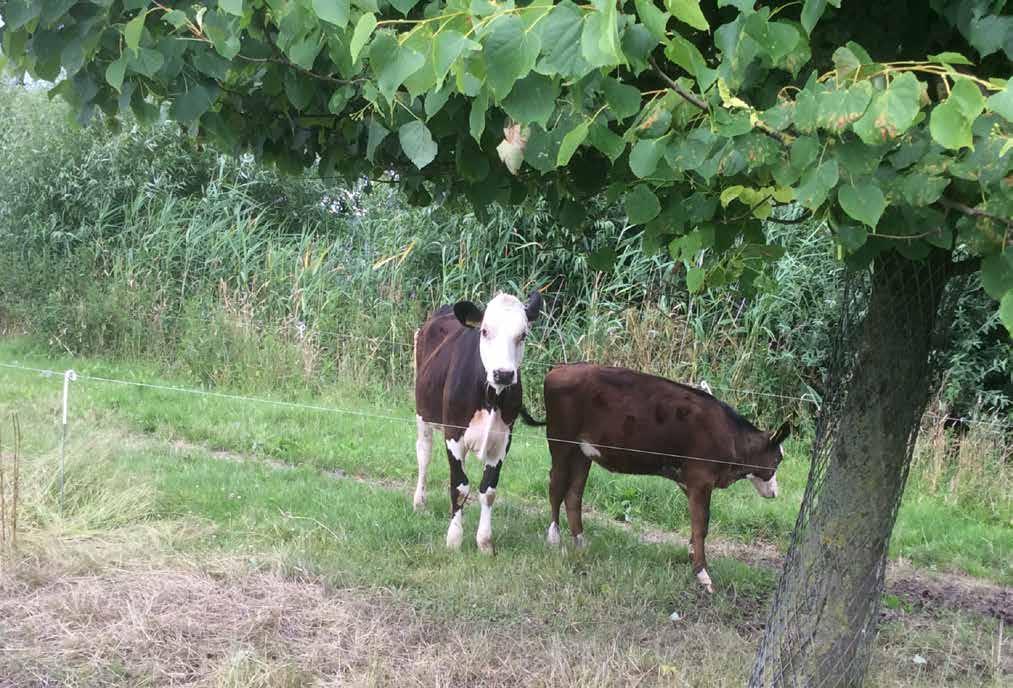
left=413, top=290, right=544, bottom=554
left=542, top=363, right=791, bottom=593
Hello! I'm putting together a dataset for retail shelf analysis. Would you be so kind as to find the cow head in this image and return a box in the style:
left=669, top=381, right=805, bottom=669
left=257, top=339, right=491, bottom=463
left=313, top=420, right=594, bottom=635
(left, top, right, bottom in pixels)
left=748, top=421, right=791, bottom=498
left=454, top=290, right=542, bottom=391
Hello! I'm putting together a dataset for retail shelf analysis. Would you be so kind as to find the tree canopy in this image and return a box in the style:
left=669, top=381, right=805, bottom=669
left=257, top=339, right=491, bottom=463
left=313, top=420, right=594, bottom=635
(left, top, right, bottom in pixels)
left=2, top=0, right=1012, bottom=329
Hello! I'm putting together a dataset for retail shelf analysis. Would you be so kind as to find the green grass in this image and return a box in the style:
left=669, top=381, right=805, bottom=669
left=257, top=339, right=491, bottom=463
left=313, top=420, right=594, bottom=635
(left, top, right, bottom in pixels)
left=1, top=338, right=1007, bottom=687
left=1, top=336, right=1008, bottom=586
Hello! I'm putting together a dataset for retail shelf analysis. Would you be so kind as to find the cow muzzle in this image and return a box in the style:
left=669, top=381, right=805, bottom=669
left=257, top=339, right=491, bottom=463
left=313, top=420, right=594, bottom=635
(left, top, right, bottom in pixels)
left=749, top=474, right=778, bottom=498
left=492, top=368, right=517, bottom=387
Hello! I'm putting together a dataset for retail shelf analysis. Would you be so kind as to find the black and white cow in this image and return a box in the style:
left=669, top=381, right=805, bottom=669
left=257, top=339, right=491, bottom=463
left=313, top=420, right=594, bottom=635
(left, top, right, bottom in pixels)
left=413, top=291, right=544, bottom=553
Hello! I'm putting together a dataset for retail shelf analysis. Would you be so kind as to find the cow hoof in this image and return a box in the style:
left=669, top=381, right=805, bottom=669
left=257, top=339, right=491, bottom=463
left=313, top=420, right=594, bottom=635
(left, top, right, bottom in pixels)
left=546, top=522, right=561, bottom=546
left=696, top=569, right=714, bottom=594
left=573, top=533, right=587, bottom=550
left=412, top=491, right=426, bottom=512
left=477, top=537, right=495, bottom=555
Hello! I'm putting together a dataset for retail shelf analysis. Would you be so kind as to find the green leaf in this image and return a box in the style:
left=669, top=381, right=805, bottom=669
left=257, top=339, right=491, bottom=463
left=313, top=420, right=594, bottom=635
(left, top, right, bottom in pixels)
left=485, top=15, right=540, bottom=99
left=816, top=82, right=873, bottom=133
left=629, top=136, right=667, bottom=178
left=664, top=33, right=709, bottom=81
left=4, top=0, right=42, bottom=31
left=370, top=31, right=425, bottom=103
left=124, top=13, right=145, bottom=51
left=686, top=267, right=705, bottom=293
left=853, top=72, right=922, bottom=145
left=987, top=79, right=1013, bottom=123
left=801, top=0, right=827, bottom=35
left=536, top=1, right=592, bottom=79
left=424, top=82, right=452, bottom=117
left=587, top=247, right=618, bottom=271
left=981, top=251, right=1013, bottom=301
left=350, top=13, right=377, bottom=62
left=795, top=159, right=839, bottom=210
left=170, top=81, right=217, bottom=123
left=328, top=85, right=354, bottom=114
left=127, top=48, right=165, bottom=77
left=588, top=123, right=625, bottom=162
left=313, top=0, right=349, bottom=27
left=289, top=33, right=323, bottom=70
left=668, top=0, right=709, bottom=31
left=220, top=0, right=244, bottom=17
left=582, top=0, right=624, bottom=69
left=366, top=118, right=389, bottom=161
left=897, top=173, right=949, bottom=207
left=502, top=73, right=559, bottom=128
left=433, top=31, right=480, bottom=89
left=105, top=55, right=127, bottom=92
left=390, top=0, right=421, bottom=13
left=1000, top=293, right=1013, bottom=336
left=836, top=224, right=868, bottom=252
left=399, top=120, right=438, bottom=169
left=930, top=79, right=986, bottom=151
left=635, top=0, right=670, bottom=42
left=557, top=122, right=589, bottom=166
left=626, top=184, right=662, bottom=224
left=164, top=10, right=189, bottom=29
left=838, top=182, right=886, bottom=229
left=928, top=51, right=973, bottom=66
left=602, top=77, right=641, bottom=121
left=470, top=89, right=490, bottom=142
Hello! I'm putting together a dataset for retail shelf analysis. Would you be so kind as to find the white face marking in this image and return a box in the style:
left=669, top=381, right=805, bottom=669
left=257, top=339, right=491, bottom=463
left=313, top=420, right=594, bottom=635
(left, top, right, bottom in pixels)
left=414, top=415, right=433, bottom=511
left=750, top=474, right=778, bottom=498
left=547, top=522, right=561, bottom=546
left=579, top=440, right=602, bottom=458
left=478, top=294, right=529, bottom=392
left=446, top=511, right=464, bottom=549
left=697, top=568, right=714, bottom=593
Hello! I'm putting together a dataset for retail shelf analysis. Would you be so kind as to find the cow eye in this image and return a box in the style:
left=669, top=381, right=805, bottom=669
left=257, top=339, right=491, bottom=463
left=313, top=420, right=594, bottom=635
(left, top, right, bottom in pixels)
left=480, top=328, right=489, bottom=338
left=517, top=332, right=527, bottom=342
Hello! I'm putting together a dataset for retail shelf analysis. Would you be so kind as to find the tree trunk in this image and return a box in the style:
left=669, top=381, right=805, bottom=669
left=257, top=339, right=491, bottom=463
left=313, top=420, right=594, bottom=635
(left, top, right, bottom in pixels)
left=750, top=250, right=951, bottom=687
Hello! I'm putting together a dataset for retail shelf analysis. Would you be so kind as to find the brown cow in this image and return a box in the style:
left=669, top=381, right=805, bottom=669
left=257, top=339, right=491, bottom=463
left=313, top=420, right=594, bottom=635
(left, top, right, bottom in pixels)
left=543, top=363, right=790, bottom=592
left=414, top=291, right=543, bottom=554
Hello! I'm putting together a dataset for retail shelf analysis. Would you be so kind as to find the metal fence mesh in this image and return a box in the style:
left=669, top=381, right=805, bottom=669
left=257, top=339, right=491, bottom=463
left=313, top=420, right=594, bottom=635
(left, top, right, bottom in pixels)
left=749, top=250, right=958, bottom=688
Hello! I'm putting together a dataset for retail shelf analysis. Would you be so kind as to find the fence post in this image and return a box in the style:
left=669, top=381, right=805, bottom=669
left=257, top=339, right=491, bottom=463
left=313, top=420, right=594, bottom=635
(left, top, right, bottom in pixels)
left=60, top=369, right=77, bottom=514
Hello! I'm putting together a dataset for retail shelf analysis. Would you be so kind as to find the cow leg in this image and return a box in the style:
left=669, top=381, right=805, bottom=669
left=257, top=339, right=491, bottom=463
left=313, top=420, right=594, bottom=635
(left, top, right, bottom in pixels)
left=445, top=438, right=469, bottom=550
left=564, top=455, right=592, bottom=549
left=688, top=485, right=714, bottom=593
left=413, top=416, right=433, bottom=511
left=476, top=459, right=502, bottom=555
left=546, top=445, right=572, bottom=546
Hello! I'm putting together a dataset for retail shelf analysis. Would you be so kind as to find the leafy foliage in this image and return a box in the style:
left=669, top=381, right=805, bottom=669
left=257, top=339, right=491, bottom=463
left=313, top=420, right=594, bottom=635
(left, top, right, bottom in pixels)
left=2, top=0, right=1012, bottom=329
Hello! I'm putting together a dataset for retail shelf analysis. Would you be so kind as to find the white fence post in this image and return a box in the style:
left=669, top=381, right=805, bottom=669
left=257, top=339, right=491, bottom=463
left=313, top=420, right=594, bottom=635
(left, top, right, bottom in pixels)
left=60, top=369, right=77, bottom=514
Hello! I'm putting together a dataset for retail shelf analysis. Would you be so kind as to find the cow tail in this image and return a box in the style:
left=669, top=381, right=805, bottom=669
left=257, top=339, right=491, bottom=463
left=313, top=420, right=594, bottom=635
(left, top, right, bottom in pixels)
left=519, top=403, right=546, bottom=427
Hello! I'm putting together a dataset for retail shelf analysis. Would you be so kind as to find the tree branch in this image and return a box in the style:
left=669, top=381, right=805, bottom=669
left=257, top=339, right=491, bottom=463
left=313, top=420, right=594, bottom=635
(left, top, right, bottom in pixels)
left=937, top=197, right=1013, bottom=229
left=767, top=211, right=814, bottom=225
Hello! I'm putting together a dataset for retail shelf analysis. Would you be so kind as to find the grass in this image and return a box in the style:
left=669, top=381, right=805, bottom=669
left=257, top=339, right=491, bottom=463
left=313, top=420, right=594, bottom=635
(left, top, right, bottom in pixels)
left=0, top=341, right=1008, bottom=687
left=0, top=337, right=1007, bottom=585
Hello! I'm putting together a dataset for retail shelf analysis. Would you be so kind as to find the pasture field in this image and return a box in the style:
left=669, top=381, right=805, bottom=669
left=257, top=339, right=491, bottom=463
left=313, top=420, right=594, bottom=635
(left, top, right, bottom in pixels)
left=0, top=337, right=1008, bottom=687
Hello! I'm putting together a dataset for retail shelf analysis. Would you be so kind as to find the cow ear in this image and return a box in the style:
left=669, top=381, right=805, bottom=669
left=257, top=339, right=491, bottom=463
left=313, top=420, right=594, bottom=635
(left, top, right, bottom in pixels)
left=524, top=289, right=542, bottom=323
left=769, top=421, right=791, bottom=446
left=454, top=301, right=484, bottom=328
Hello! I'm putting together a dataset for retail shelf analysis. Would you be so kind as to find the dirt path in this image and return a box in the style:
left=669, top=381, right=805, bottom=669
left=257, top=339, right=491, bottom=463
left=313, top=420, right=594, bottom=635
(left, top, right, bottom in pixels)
left=169, top=438, right=1012, bottom=626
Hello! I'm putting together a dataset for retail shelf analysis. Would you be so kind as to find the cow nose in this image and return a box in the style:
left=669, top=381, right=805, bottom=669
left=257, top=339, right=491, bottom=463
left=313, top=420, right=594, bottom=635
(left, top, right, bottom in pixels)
left=493, top=369, right=515, bottom=386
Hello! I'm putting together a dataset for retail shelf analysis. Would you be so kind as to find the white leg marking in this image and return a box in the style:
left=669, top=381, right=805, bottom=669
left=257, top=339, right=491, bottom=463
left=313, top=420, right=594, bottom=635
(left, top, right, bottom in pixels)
left=456, top=482, right=470, bottom=507
left=697, top=568, right=714, bottom=594
left=573, top=533, right=587, bottom=549
left=750, top=474, right=779, bottom=498
left=413, top=415, right=433, bottom=511
left=476, top=488, right=496, bottom=554
left=446, top=510, right=464, bottom=550
left=579, top=440, right=601, bottom=458
left=546, top=522, right=561, bottom=546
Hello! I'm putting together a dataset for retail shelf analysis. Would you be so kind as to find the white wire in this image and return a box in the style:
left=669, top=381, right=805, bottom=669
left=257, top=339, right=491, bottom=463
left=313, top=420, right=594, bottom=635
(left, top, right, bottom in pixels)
left=0, top=361, right=789, bottom=472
